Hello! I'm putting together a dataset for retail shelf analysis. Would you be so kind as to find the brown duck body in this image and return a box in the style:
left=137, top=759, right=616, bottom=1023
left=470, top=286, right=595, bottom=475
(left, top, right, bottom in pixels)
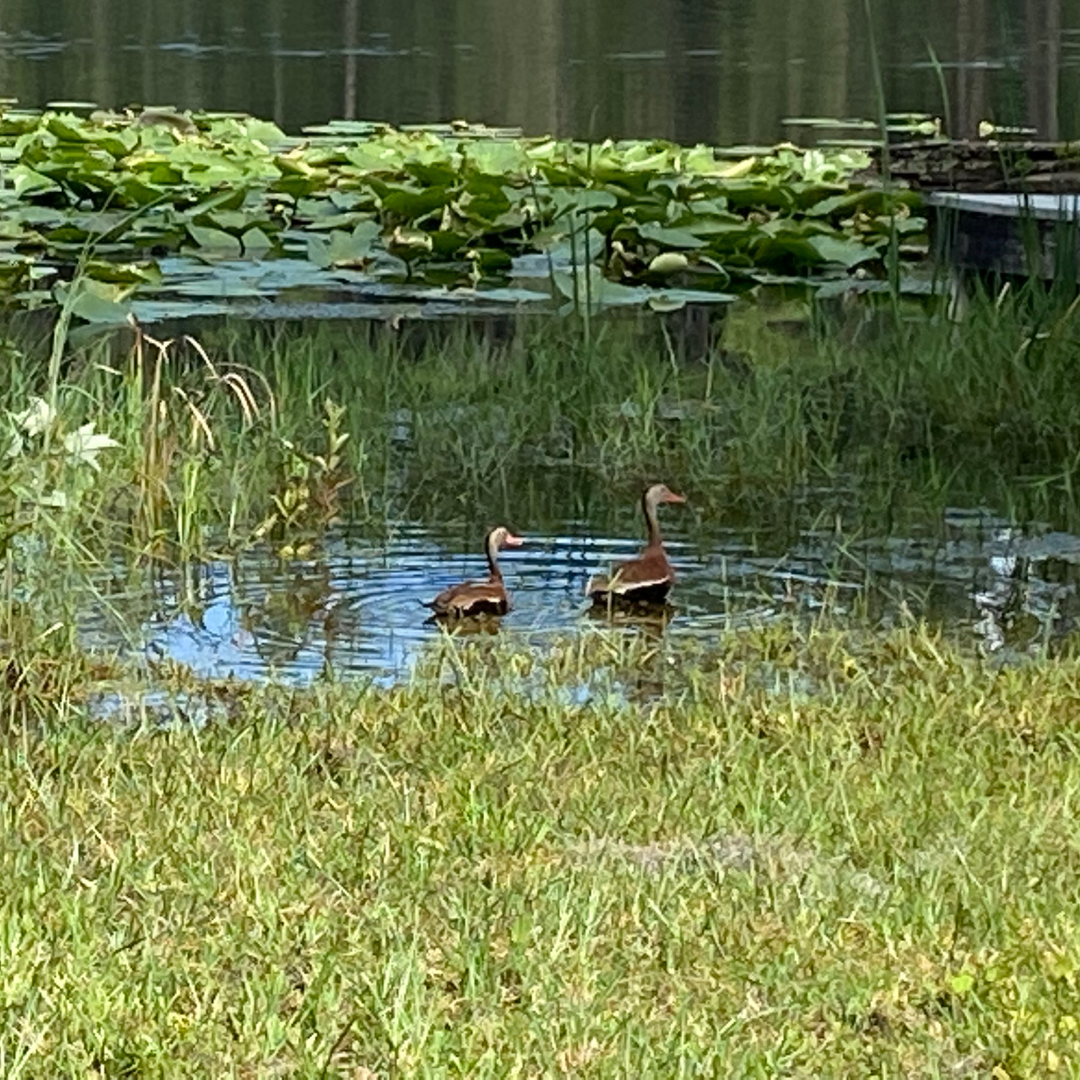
left=424, top=526, right=523, bottom=619
left=587, top=484, right=685, bottom=606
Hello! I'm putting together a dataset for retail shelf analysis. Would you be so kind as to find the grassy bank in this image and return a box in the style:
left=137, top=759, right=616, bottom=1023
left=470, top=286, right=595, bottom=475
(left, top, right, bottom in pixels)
left=2, top=625, right=1080, bottom=1076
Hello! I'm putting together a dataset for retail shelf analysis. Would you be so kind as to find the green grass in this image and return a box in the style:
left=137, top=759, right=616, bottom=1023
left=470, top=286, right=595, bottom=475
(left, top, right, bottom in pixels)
left=3, top=624, right=1080, bottom=1076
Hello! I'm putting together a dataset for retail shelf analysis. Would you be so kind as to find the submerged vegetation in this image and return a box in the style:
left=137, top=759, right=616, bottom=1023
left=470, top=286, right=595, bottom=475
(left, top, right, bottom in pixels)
left=0, top=106, right=928, bottom=323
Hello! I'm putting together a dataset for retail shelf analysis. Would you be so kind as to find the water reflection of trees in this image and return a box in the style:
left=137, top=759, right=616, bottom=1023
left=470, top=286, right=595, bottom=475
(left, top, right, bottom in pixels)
left=0, top=0, right=1075, bottom=142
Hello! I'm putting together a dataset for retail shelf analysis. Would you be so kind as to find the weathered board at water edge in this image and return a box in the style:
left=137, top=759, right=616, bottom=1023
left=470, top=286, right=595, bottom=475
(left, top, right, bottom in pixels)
left=0, top=105, right=930, bottom=326
left=931, top=193, right=1080, bottom=281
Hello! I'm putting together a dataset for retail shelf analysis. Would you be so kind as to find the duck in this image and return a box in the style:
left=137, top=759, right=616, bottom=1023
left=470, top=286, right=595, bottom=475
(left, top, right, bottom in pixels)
left=586, top=483, right=685, bottom=606
left=423, top=526, right=524, bottom=618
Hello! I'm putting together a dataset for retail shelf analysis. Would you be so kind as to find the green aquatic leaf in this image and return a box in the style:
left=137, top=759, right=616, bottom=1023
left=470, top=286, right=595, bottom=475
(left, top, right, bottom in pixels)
left=344, top=143, right=406, bottom=173
left=549, top=188, right=619, bottom=218
left=82, top=259, right=162, bottom=285
left=466, top=140, right=530, bottom=178
left=306, top=220, right=379, bottom=268
left=185, top=224, right=243, bottom=258
left=637, top=223, right=707, bottom=249
left=381, top=184, right=450, bottom=220
left=805, top=188, right=923, bottom=218
left=10, top=165, right=60, bottom=198
left=405, top=161, right=458, bottom=188
left=110, top=173, right=167, bottom=207
left=241, top=227, right=274, bottom=258
left=430, top=230, right=469, bottom=258
left=647, top=288, right=735, bottom=311
left=468, top=248, right=512, bottom=272
left=57, top=278, right=132, bottom=324
left=207, top=209, right=256, bottom=233
left=806, top=234, right=879, bottom=268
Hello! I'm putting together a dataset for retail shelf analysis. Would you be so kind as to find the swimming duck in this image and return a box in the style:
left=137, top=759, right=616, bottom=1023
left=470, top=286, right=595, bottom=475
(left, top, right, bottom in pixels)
left=586, top=483, right=685, bottom=606
left=423, top=526, right=523, bottom=618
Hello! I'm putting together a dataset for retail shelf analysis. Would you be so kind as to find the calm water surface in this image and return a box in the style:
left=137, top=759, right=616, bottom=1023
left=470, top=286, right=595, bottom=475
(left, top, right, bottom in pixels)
left=0, top=0, right=1078, bottom=143
left=82, top=507, right=1080, bottom=686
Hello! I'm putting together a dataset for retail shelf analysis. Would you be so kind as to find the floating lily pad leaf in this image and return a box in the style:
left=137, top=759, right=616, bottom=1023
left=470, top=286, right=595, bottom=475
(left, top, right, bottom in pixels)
left=241, top=227, right=274, bottom=258
left=463, top=284, right=547, bottom=305
left=130, top=299, right=233, bottom=323
left=186, top=189, right=248, bottom=221
left=110, top=174, right=167, bottom=207
left=789, top=182, right=847, bottom=210
left=306, top=221, right=378, bottom=268
left=647, top=288, right=735, bottom=311
left=637, top=222, right=707, bottom=249
left=553, top=268, right=648, bottom=307
left=207, top=116, right=287, bottom=146
left=532, top=229, right=606, bottom=268
left=549, top=188, right=618, bottom=217
left=806, top=234, right=879, bottom=267
left=468, top=248, right=512, bottom=271
left=805, top=188, right=923, bottom=218
left=207, top=209, right=256, bottom=233
left=751, top=233, right=823, bottom=268
left=185, top=224, right=243, bottom=258
left=866, top=215, right=926, bottom=237
left=304, top=119, right=383, bottom=136
left=467, top=140, right=529, bottom=177
left=344, top=143, right=406, bottom=172
left=58, top=278, right=132, bottom=324
left=10, top=165, right=59, bottom=198
left=720, top=181, right=795, bottom=212
left=303, top=211, right=373, bottom=231
left=430, top=230, right=469, bottom=258
left=294, top=196, right=334, bottom=220
left=306, top=234, right=330, bottom=269
left=686, top=147, right=757, bottom=178
left=684, top=196, right=732, bottom=216
left=381, top=184, right=449, bottom=220
left=406, top=161, right=458, bottom=188
left=83, top=259, right=162, bottom=285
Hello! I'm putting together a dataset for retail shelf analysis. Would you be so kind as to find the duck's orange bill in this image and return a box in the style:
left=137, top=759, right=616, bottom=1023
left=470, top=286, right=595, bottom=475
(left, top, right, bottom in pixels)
left=504, top=533, right=525, bottom=546
left=665, top=491, right=686, bottom=504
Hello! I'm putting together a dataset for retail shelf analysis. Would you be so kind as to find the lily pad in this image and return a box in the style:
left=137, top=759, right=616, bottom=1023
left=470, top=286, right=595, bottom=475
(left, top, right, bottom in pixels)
left=185, top=224, right=244, bottom=258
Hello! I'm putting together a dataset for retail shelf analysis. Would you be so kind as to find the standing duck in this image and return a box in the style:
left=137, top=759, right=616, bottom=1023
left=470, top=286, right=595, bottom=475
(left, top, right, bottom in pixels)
left=587, top=483, right=685, bottom=606
left=423, top=526, right=524, bottom=618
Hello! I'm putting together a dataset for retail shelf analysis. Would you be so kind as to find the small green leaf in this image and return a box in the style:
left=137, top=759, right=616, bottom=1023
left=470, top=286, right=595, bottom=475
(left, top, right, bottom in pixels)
left=185, top=224, right=243, bottom=258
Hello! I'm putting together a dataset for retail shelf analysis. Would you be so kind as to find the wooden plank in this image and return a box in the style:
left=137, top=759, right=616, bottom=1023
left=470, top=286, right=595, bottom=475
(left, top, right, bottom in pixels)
left=930, top=192, right=1080, bottom=279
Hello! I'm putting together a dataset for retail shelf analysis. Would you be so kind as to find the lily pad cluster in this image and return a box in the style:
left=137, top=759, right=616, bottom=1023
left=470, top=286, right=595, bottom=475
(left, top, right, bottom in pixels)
left=0, top=107, right=928, bottom=321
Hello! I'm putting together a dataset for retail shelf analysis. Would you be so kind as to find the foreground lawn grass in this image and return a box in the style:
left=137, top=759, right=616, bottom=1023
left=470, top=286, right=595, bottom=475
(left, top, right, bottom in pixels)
left=4, top=626, right=1080, bottom=1077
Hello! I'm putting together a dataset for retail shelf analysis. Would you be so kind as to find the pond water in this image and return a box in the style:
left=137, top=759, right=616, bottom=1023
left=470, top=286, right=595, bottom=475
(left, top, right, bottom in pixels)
left=1, top=0, right=1078, bottom=144
left=82, top=505, right=1080, bottom=687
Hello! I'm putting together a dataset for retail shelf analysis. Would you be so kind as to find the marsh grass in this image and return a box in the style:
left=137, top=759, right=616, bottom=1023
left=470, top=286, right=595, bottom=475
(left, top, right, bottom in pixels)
left=3, top=623, right=1080, bottom=1076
